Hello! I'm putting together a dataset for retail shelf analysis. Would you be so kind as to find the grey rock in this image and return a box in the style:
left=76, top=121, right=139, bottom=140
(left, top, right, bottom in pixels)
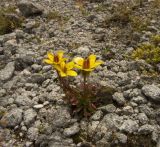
left=138, top=124, right=154, bottom=135
left=120, top=119, right=139, bottom=133
left=15, top=55, right=35, bottom=70
left=122, top=106, right=134, bottom=115
left=31, top=64, right=42, bottom=72
left=18, top=0, right=44, bottom=17
left=0, top=62, right=15, bottom=81
left=0, top=89, right=6, bottom=97
left=132, top=96, right=147, bottom=104
left=99, top=104, right=116, bottom=113
left=48, top=107, right=71, bottom=128
left=112, top=92, right=126, bottom=106
left=115, top=132, right=127, bottom=144
left=139, top=104, right=154, bottom=118
left=24, top=109, right=37, bottom=125
left=27, top=127, right=39, bottom=140
left=25, top=141, right=33, bottom=147
left=0, top=108, right=22, bottom=127
left=28, top=73, right=45, bottom=84
left=101, top=113, right=123, bottom=130
left=76, top=46, right=90, bottom=56
left=142, top=85, right=160, bottom=102
left=137, top=113, right=148, bottom=124
left=15, top=95, right=32, bottom=106
left=117, top=72, right=130, bottom=86
left=91, top=110, right=103, bottom=121
left=63, top=123, right=80, bottom=137
left=33, top=104, right=44, bottom=109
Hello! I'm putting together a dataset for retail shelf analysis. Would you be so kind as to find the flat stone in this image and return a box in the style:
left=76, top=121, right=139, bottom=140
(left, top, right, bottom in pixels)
left=24, top=109, right=37, bottom=125
left=98, top=104, right=116, bottom=113
left=120, top=119, right=139, bottom=134
left=18, top=0, right=44, bottom=17
left=0, top=62, right=15, bottom=81
left=0, top=108, right=23, bottom=127
left=112, top=92, right=126, bottom=106
left=142, top=85, right=160, bottom=102
left=91, top=110, right=103, bottom=121
left=138, top=124, right=154, bottom=135
left=63, top=123, right=80, bottom=137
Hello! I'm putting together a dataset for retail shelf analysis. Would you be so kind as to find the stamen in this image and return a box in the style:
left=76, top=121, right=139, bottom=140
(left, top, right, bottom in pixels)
left=54, top=54, right=59, bottom=63
left=83, top=58, right=90, bottom=69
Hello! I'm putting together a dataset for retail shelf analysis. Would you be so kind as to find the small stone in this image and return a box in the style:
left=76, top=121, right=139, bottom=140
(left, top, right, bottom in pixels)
left=31, top=64, right=42, bottom=72
left=76, top=46, right=90, bottom=56
left=33, top=104, right=44, bottom=109
left=0, top=108, right=23, bottom=127
left=91, top=110, right=103, bottom=121
left=27, top=127, right=39, bottom=140
left=120, top=119, right=139, bottom=134
left=115, top=132, right=127, bottom=144
left=63, top=123, right=80, bottom=137
left=122, top=106, right=134, bottom=115
left=112, top=92, right=126, bottom=106
left=142, top=85, right=160, bottom=102
left=24, top=109, right=37, bottom=125
left=0, top=89, right=6, bottom=97
left=132, top=96, right=147, bottom=104
left=99, top=104, right=116, bottom=113
left=28, top=73, right=45, bottom=84
left=25, top=141, right=33, bottom=147
left=43, top=101, right=49, bottom=106
left=137, top=113, right=148, bottom=124
left=15, top=95, right=32, bottom=106
left=138, top=124, right=154, bottom=135
left=0, top=62, right=15, bottom=81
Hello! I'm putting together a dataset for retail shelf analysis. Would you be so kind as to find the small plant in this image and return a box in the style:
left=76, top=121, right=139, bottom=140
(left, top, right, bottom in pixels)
left=151, top=35, right=160, bottom=46
left=46, top=10, right=69, bottom=24
left=130, top=15, right=150, bottom=32
left=43, top=50, right=104, bottom=117
left=0, top=6, right=24, bottom=35
left=131, top=43, right=160, bottom=65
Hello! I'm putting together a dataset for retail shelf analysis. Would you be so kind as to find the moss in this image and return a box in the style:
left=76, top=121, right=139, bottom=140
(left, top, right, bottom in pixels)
left=108, top=3, right=133, bottom=25
left=151, top=35, right=160, bottom=46
left=0, top=6, right=24, bottom=35
left=131, top=43, right=160, bottom=65
left=130, top=15, right=150, bottom=32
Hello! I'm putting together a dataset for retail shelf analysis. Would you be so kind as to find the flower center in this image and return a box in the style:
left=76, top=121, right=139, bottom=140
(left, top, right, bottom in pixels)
left=83, top=58, right=90, bottom=69
left=54, top=54, right=59, bottom=63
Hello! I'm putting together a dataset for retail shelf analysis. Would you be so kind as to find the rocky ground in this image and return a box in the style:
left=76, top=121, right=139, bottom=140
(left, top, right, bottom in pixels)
left=0, top=0, right=160, bottom=147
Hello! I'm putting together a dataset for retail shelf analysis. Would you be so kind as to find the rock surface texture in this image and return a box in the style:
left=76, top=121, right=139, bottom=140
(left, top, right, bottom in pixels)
left=0, top=0, right=160, bottom=146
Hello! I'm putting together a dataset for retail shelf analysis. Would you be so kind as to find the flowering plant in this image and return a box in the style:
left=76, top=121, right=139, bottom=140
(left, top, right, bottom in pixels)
left=43, top=50, right=103, bottom=117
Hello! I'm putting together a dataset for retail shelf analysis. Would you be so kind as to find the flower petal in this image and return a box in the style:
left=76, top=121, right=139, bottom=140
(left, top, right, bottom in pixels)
left=89, top=54, right=96, bottom=68
left=66, top=62, right=74, bottom=70
left=93, top=60, right=104, bottom=68
left=73, top=57, right=84, bottom=66
left=43, top=59, right=53, bottom=64
left=83, top=68, right=93, bottom=71
left=60, top=62, right=65, bottom=70
left=59, top=71, right=67, bottom=77
left=66, top=70, right=77, bottom=76
left=47, top=52, right=54, bottom=61
left=57, top=50, right=64, bottom=60
left=74, top=64, right=82, bottom=69
left=54, top=64, right=61, bottom=71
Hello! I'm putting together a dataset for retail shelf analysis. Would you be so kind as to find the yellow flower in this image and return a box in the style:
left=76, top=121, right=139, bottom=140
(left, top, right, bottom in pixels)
left=43, top=50, right=66, bottom=65
left=56, top=61, right=77, bottom=77
left=73, top=54, right=104, bottom=71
